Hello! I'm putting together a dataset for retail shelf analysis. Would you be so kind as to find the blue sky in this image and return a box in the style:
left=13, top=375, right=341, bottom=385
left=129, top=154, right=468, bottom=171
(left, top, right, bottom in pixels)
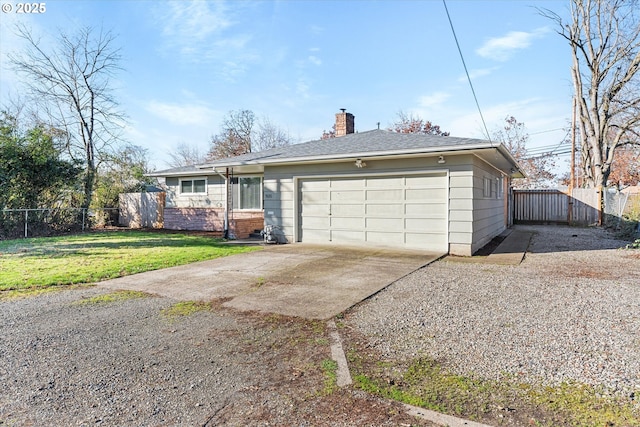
left=1, top=0, right=574, bottom=170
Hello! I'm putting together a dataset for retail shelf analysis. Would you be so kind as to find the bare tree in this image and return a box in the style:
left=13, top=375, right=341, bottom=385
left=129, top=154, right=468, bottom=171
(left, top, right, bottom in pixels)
left=253, top=117, right=291, bottom=152
left=493, top=116, right=557, bottom=188
left=207, top=109, right=255, bottom=160
left=9, top=24, right=125, bottom=209
left=207, top=110, right=291, bottom=160
left=389, top=110, right=450, bottom=136
left=166, top=142, right=207, bottom=168
left=542, top=0, right=640, bottom=188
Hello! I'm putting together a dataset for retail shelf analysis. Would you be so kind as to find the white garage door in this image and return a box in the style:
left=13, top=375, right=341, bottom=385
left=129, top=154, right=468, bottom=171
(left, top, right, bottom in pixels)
left=298, top=173, right=448, bottom=252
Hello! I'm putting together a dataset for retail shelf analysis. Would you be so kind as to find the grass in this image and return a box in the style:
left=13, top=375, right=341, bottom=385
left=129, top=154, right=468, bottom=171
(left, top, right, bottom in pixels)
left=321, top=359, right=339, bottom=395
left=161, top=300, right=211, bottom=318
left=73, top=290, right=150, bottom=305
left=351, top=355, right=640, bottom=427
left=0, top=230, right=260, bottom=291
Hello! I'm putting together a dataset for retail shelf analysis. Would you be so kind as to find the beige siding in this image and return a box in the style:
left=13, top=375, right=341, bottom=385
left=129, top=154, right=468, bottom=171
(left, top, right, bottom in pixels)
left=263, top=154, right=484, bottom=254
left=447, top=169, right=474, bottom=254
left=164, top=175, right=225, bottom=208
left=470, top=157, right=507, bottom=254
left=265, top=155, right=474, bottom=252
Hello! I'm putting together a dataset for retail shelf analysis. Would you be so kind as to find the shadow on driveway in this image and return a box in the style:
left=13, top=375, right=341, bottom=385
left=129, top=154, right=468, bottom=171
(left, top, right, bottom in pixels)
left=97, top=244, right=444, bottom=319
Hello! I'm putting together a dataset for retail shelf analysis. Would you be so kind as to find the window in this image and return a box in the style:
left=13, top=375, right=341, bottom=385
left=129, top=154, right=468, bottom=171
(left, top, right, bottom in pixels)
left=232, top=177, right=262, bottom=210
left=496, top=176, right=504, bottom=199
left=180, top=178, right=207, bottom=194
left=483, top=177, right=492, bottom=198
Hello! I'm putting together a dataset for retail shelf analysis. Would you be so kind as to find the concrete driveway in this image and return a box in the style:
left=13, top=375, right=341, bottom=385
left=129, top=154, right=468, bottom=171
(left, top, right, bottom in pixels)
left=97, top=243, right=444, bottom=319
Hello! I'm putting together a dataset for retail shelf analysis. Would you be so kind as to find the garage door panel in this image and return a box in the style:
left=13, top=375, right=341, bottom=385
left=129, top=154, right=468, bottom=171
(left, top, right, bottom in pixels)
left=300, top=228, right=330, bottom=241
left=332, top=204, right=364, bottom=216
left=366, top=217, right=403, bottom=230
left=331, top=230, right=364, bottom=242
left=406, top=233, right=447, bottom=251
left=331, top=190, right=364, bottom=202
left=406, top=217, right=447, bottom=230
left=406, top=188, right=447, bottom=200
left=331, top=178, right=363, bottom=190
left=301, top=216, right=330, bottom=228
left=299, top=174, right=448, bottom=252
left=301, top=180, right=329, bottom=190
left=406, top=174, right=446, bottom=186
left=301, top=191, right=329, bottom=203
left=367, top=204, right=404, bottom=216
left=366, top=231, right=405, bottom=244
left=331, top=217, right=364, bottom=229
left=366, top=176, right=404, bottom=188
left=405, top=202, right=447, bottom=215
left=366, top=189, right=403, bottom=201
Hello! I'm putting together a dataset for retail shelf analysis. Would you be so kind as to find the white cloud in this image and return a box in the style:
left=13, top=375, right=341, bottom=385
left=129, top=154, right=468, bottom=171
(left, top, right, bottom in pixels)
left=153, top=0, right=256, bottom=75
left=309, top=25, right=324, bottom=35
left=161, top=1, right=233, bottom=43
left=458, top=67, right=499, bottom=82
left=308, top=55, right=322, bottom=66
left=296, top=79, right=310, bottom=99
left=476, top=28, right=549, bottom=61
left=418, top=92, right=451, bottom=109
left=146, top=101, right=218, bottom=126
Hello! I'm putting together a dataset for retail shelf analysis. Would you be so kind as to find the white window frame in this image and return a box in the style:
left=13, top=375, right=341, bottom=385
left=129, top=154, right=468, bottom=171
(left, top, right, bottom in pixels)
left=496, top=176, right=504, bottom=199
left=483, top=177, right=492, bottom=198
left=179, top=177, right=208, bottom=195
left=231, top=176, right=263, bottom=210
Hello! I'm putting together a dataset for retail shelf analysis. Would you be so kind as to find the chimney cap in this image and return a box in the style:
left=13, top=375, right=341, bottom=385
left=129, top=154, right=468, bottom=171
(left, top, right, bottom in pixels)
left=339, top=108, right=346, bottom=113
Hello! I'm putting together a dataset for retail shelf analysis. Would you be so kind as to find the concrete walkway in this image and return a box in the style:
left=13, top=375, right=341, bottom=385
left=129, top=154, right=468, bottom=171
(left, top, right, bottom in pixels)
left=97, top=243, right=444, bottom=320
left=485, top=229, right=533, bottom=265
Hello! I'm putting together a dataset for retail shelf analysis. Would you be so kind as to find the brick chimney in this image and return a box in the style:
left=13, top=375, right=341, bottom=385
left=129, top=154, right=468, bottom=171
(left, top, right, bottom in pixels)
left=335, top=109, right=355, bottom=136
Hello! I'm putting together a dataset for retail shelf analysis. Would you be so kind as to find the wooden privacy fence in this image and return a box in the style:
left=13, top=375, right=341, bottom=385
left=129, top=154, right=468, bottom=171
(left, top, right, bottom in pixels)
left=119, top=192, right=165, bottom=228
left=513, top=188, right=600, bottom=226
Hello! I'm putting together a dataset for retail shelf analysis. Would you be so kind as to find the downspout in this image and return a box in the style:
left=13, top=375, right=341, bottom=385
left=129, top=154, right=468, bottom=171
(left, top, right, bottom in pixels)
left=214, top=167, right=229, bottom=239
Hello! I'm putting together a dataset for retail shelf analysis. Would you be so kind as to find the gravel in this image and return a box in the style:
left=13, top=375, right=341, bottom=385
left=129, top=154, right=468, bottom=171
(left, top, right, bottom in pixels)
left=346, top=225, right=640, bottom=397
left=0, top=285, right=437, bottom=426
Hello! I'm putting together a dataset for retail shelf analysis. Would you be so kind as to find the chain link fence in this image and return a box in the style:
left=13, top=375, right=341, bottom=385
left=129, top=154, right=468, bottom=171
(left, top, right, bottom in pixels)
left=603, top=188, right=640, bottom=238
left=0, top=208, right=120, bottom=239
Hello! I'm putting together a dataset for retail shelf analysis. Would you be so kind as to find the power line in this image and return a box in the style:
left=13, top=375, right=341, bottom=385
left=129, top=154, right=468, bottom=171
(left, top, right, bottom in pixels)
left=442, top=0, right=492, bottom=144
left=529, top=128, right=566, bottom=136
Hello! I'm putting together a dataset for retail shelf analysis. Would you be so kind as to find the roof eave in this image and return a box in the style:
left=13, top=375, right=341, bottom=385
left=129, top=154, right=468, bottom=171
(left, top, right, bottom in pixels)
left=208, top=142, right=499, bottom=168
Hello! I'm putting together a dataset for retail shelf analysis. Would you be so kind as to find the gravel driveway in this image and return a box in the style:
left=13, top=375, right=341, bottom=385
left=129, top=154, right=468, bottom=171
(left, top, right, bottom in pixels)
left=1, top=225, right=638, bottom=426
left=0, top=284, right=436, bottom=426
left=345, top=225, right=640, bottom=397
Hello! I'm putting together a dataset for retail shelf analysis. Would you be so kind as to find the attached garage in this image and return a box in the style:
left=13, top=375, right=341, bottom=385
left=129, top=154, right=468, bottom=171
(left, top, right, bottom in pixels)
left=152, top=110, right=525, bottom=256
left=297, top=172, right=448, bottom=252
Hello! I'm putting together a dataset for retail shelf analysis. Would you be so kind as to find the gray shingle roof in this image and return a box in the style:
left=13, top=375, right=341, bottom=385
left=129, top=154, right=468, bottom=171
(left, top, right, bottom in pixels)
left=149, top=129, right=523, bottom=177
left=148, top=164, right=203, bottom=177
left=205, top=129, right=495, bottom=167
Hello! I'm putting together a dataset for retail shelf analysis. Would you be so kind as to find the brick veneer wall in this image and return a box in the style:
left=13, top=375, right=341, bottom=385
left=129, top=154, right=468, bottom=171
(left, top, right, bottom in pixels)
left=164, top=208, right=264, bottom=238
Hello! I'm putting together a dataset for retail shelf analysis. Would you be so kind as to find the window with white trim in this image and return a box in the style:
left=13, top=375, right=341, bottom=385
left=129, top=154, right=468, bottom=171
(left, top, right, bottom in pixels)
left=180, top=178, right=207, bottom=194
left=483, top=177, right=492, bottom=198
left=496, top=176, right=504, bottom=199
left=231, top=176, right=262, bottom=210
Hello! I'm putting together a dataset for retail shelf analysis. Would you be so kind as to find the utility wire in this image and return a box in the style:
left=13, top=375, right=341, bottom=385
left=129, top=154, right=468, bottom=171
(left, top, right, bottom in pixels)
left=442, top=0, right=492, bottom=143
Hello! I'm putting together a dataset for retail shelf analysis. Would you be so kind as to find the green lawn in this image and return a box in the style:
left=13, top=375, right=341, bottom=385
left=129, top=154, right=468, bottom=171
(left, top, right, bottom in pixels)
left=0, top=231, right=261, bottom=291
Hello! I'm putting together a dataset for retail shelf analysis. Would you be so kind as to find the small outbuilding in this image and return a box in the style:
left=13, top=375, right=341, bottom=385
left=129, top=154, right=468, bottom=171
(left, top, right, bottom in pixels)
left=149, top=110, right=524, bottom=256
